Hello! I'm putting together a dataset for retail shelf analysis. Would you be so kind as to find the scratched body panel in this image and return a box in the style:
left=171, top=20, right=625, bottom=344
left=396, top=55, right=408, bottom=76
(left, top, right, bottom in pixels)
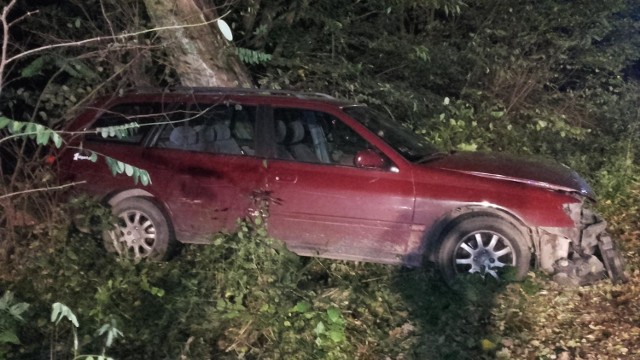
left=141, top=149, right=264, bottom=241
left=266, top=158, right=414, bottom=263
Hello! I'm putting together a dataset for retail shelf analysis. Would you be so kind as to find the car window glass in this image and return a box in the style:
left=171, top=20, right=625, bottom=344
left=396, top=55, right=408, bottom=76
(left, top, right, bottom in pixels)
left=343, top=105, right=439, bottom=161
left=154, top=103, right=256, bottom=156
left=322, top=113, right=374, bottom=166
left=86, top=103, right=171, bottom=144
left=272, top=108, right=384, bottom=167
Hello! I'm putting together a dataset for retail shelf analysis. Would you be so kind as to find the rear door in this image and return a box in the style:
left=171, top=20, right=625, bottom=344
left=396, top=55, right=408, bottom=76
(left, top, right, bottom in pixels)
left=264, top=106, right=415, bottom=263
left=143, top=101, right=265, bottom=242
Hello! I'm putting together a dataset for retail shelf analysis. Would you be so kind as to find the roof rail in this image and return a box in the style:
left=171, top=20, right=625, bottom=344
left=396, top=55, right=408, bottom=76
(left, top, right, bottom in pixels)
left=127, top=86, right=336, bottom=100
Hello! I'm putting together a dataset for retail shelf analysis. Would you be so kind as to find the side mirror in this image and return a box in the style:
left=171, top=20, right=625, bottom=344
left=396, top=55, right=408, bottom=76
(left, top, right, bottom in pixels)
left=354, top=149, right=386, bottom=169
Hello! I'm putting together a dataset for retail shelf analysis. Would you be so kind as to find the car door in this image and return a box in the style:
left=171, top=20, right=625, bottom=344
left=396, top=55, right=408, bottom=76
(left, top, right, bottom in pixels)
left=264, top=106, right=415, bottom=263
left=143, top=101, right=266, bottom=242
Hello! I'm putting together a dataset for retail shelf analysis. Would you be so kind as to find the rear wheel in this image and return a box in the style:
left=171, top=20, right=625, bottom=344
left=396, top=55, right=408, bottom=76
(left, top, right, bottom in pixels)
left=438, top=216, right=531, bottom=283
left=103, top=197, right=173, bottom=260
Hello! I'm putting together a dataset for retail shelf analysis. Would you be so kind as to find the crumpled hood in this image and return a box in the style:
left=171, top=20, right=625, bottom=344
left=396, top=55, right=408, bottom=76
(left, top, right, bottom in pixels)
left=424, top=152, right=595, bottom=200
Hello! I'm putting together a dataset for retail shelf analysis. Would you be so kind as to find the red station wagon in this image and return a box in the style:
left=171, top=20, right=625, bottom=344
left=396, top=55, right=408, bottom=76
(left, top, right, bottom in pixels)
left=56, top=88, right=626, bottom=284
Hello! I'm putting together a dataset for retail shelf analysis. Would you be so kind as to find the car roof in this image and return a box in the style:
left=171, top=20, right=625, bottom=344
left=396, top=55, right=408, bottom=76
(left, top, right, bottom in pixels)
left=111, top=87, right=359, bottom=108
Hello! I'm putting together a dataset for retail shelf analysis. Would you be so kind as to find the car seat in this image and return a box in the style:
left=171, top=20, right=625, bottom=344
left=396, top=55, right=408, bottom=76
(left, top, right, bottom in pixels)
left=287, top=120, right=318, bottom=162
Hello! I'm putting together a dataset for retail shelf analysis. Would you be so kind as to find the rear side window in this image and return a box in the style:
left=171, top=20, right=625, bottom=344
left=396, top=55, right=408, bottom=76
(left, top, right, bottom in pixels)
left=153, top=103, right=257, bottom=156
left=86, top=103, right=174, bottom=144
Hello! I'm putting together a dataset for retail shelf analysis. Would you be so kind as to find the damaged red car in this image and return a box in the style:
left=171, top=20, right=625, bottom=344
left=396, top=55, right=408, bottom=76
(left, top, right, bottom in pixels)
left=56, top=87, right=627, bottom=284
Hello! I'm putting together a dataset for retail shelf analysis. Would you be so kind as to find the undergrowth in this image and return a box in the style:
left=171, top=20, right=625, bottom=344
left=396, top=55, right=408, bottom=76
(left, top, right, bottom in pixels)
left=0, top=197, right=533, bottom=360
left=1, top=176, right=640, bottom=360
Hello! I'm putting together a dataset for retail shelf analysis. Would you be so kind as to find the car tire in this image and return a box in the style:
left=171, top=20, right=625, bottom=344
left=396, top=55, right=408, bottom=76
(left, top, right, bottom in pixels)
left=437, top=216, right=531, bottom=283
left=103, top=197, right=173, bottom=260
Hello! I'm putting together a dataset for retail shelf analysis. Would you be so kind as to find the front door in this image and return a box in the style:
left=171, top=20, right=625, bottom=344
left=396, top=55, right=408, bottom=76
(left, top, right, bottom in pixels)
left=264, top=107, right=415, bottom=263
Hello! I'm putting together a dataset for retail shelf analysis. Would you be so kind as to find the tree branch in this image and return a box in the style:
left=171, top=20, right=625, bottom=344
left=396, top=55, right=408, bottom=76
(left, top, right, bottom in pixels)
left=5, top=16, right=225, bottom=65
left=0, top=181, right=86, bottom=200
left=0, top=0, right=18, bottom=92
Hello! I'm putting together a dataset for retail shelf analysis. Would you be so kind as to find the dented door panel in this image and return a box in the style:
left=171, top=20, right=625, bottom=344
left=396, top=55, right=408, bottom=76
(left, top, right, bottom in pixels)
left=141, top=149, right=264, bottom=241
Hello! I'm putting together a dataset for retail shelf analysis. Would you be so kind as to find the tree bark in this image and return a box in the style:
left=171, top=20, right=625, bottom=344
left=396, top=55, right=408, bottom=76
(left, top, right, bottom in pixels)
left=143, top=0, right=253, bottom=88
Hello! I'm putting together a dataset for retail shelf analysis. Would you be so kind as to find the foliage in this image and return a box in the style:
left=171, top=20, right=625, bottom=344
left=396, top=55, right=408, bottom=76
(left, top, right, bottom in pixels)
left=0, top=115, right=150, bottom=190
left=4, top=195, right=639, bottom=359
left=1, top=0, right=640, bottom=359
left=0, top=198, right=519, bottom=359
left=0, top=117, right=63, bottom=148
left=0, top=292, right=28, bottom=359
left=227, top=0, right=640, bottom=174
left=236, top=48, right=272, bottom=65
left=50, top=302, right=120, bottom=360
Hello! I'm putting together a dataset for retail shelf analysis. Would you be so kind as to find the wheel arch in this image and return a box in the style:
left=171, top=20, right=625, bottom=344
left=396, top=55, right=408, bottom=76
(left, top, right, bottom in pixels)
left=104, top=188, right=155, bottom=207
left=422, top=205, right=533, bottom=263
left=102, top=188, right=177, bottom=240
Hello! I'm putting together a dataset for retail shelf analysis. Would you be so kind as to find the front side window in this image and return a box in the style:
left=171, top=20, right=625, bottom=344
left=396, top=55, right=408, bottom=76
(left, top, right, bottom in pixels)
left=342, top=105, right=440, bottom=162
left=154, top=103, right=256, bottom=156
left=272, top=107, right=383, bottom=167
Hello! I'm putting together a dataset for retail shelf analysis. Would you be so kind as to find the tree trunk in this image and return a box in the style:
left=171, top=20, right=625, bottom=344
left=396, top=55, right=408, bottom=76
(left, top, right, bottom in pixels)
left=143, top=0, right=253, bottom=88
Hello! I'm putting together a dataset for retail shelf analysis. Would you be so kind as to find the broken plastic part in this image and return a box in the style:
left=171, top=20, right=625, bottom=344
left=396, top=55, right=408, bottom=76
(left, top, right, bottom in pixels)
left=539, top=199, right=627, bottom=285
left=598, top=232, right=628, bottom=284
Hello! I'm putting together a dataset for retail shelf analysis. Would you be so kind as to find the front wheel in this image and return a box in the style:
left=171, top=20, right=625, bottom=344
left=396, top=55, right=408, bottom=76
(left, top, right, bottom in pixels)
left=103, top=197, right=173, bottom=260
left=437, top=216, right=531, bottom=283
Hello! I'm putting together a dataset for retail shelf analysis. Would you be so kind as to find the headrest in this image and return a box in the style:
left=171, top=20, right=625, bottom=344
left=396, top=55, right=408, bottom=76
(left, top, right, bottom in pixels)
left=288, top=120, right=305, bottom=143
left=169, top=126, right=197, bottom=146
left=275, top=120, right=287, bottom=143
left=198, top=126, right=216, bottom=142
left=213, top=124, right=231, bottom=141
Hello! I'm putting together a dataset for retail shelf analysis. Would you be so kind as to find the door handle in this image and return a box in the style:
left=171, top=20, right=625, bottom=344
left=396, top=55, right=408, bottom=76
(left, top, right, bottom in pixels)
left=273, top=174, right=297, bottom=183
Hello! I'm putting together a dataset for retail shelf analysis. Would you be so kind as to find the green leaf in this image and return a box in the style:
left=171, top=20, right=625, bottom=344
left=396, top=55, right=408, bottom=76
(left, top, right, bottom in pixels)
left=9, top=302, right=29, bottom=319
left=115, top=161, right=125, bottom=173
left=124, top=164, right=134, bottom=176
left=71, top=60, right=99, bottom=80
left=132, top=168, right=140, bottom=184
left=327, top=306, right=341, bottom=323
left=105, top=157, right=118, bottom=176
left=51, top=302, right=61, bottom=323
left=9, top=120, right=24, bottom=134
left=0, top=330, right=20, bottom=345
left=328, top=329, right=345, bottom=343
left=314, top=321, right=326, bottom=335
left=21, top=122, right=36, bottom=139
left=0, top=116, right=10, bottom=129
left=89, top=151, right=98, bottom=163
left=491, top=111, right=505, bottom=118
left=21, top=56, right=47, bottom=78
left=51, top=302, right=79, bottom=327
left=36, top=127, right=50, bottom=145
left=139, top=170, right=151, bottom=186
left=291, top=301, right=312, bottom=313
left=52, top=133, right=63, bottom=148
left=55, top=57, right=83, bottom=79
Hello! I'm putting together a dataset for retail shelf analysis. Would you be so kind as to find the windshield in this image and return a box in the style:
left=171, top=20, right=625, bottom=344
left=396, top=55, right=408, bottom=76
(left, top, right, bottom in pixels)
left=342, top=105, right=440, bottom=162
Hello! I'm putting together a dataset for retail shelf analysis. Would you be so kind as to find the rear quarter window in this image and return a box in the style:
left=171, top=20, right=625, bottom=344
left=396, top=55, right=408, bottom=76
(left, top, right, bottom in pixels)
left=86, top=103, right=174, bottom=144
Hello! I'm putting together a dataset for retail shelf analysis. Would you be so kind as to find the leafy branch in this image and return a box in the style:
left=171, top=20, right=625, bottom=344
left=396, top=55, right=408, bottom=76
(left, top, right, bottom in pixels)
left=0, top=116, right=63, bottom=147
left=51, top=303, right=121, bottom=360
left=0, top=116, right=151, bottom=190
